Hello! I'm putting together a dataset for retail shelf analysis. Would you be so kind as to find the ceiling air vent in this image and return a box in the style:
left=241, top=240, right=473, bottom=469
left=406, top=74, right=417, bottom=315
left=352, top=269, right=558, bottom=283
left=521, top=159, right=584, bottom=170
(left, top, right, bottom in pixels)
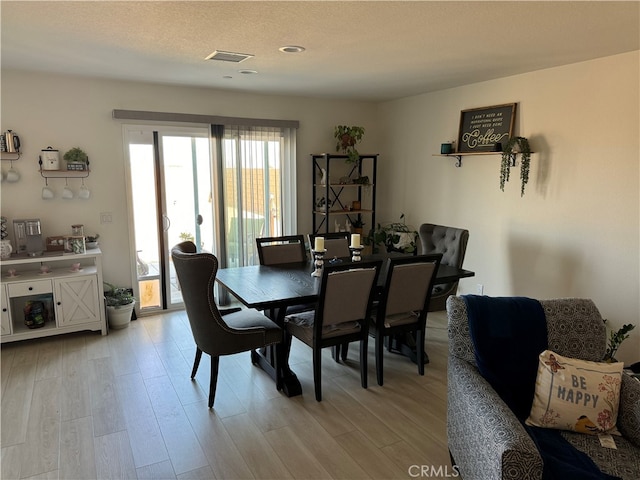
left=205, top=50, right=254, bottom=63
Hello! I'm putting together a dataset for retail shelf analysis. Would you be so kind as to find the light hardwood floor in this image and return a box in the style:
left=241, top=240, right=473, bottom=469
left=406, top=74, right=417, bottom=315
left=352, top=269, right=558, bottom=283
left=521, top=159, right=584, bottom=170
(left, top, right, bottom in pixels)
left=1, top=309, right=452, bottom=479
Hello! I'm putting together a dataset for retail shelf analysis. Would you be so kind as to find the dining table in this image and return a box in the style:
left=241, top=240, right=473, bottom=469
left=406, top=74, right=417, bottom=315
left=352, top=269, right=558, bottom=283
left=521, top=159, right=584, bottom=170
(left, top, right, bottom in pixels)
left=216, top=253, right=474, bottom=397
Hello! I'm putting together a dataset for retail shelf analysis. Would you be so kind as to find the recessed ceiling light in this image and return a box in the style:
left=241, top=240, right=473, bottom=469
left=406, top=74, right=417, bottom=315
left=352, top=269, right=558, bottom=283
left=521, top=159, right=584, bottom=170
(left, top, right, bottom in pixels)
left=279, top=45, right=305, bottom=53
left=238, top=69, right=258, bottom=75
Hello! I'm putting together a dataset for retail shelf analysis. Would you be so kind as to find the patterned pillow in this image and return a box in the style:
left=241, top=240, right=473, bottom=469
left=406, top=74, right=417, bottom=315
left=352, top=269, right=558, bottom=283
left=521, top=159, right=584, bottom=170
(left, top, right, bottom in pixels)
left=525, top=350, right=623, bottom=435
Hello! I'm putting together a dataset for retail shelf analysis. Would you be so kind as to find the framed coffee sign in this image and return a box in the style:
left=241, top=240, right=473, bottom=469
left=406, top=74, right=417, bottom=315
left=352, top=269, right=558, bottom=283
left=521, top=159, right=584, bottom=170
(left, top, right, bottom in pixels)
left=457, top=103, right=517, bottom=153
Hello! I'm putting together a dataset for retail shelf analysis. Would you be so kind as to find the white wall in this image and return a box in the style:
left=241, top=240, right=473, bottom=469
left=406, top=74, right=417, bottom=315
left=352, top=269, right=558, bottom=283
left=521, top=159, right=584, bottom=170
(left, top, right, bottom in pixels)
left=1, top=70, right=377, bottom=288
left=3, top=52, right=639, bottom=362
left=377, top=51, right=639, bottom=362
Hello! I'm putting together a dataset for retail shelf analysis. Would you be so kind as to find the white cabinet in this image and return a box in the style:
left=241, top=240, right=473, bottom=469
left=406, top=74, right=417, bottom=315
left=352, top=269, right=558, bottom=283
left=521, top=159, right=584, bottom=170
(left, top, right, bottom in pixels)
left=1, top=285, right=11, bottom=335
left=54, top=275, right=100, bottom=327
left=0, top=249, right=107, bottom=343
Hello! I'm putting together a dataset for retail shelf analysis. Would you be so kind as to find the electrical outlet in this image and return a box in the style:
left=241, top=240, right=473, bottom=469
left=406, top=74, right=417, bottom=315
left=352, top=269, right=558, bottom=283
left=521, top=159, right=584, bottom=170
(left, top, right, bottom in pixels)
left=476, top=284, right=484, bottom=295
left=100, top=212, right=113, bottom=224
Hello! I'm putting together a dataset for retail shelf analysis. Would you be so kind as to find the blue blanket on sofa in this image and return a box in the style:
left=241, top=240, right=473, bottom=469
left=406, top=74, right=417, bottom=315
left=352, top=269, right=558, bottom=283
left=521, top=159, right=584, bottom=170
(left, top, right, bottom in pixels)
left=463, top=295, right=620, bottom=480
left=464, top=295, right=546, bottom=419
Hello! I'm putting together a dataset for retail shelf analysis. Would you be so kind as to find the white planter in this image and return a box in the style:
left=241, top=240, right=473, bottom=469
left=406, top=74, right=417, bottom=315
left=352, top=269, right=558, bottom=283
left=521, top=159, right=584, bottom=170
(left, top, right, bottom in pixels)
left=107, top=302, right=135, bottom=329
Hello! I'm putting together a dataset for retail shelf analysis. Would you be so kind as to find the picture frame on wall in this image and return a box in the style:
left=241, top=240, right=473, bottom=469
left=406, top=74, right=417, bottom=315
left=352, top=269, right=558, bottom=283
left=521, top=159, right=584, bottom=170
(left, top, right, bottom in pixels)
left=457, top=103, right=517, bottom=153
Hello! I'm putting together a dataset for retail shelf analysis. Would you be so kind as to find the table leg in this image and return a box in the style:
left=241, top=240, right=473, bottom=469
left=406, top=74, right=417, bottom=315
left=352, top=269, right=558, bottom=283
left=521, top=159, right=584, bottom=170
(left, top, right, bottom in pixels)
left=250, top=306, right=303, bottom=397
left=388, top=333, right=430, bottom=365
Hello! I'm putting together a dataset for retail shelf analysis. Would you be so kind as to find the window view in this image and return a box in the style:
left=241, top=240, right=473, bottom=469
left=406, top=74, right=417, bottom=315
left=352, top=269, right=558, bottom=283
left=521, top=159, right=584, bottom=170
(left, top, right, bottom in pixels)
left=221, top=126, right=286, bottom=267
left=125, top=124, right=296, bottom=312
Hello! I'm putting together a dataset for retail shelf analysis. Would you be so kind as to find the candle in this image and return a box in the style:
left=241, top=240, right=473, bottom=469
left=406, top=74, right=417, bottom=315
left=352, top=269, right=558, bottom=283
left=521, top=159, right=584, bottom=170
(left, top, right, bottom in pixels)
left=350, top=234, right=360, bottom=248
left=314, top=236, right=325, bottom=251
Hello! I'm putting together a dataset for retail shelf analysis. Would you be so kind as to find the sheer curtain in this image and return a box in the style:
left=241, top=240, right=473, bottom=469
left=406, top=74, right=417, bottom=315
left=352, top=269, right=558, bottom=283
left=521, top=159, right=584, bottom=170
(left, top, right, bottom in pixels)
left=218, top=125, right=297, bottom=267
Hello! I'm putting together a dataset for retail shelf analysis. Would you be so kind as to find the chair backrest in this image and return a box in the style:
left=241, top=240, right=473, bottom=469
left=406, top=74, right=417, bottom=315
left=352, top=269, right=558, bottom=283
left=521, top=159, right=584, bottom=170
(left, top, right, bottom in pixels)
left=171, top=241, right=232, bottom=355
left=315, top=260, right=382, bottom=339
left=380, top=254, right=442, bottom=320
left=308, top=232, right=351, bottom=258
left=419, top=223, right=469, bottom=268
left=446, top=296, right=607, bottom=367
left=256, top=235, right=307, bottom=265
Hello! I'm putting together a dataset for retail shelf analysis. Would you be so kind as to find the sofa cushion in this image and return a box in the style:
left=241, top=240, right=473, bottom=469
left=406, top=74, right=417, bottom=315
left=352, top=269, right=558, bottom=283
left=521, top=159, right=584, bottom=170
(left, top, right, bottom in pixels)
left=526, top=350, right=623, bottom=435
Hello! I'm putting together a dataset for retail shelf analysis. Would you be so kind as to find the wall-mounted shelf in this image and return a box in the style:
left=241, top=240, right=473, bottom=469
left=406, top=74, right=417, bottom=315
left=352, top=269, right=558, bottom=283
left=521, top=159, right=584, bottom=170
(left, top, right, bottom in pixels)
left=39, top=157, right=90, bottom=179
left=39, top=169, right=91, bottom=179
left=1, top=152, right=21, bottom=161
left=433, top=151, right=533, bottom=168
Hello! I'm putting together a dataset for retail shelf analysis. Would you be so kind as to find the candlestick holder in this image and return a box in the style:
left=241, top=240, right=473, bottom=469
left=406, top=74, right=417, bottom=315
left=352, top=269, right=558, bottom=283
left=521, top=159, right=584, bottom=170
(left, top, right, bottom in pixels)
left=349, top=245, right=364, bottom=262
left=311, top=249, right=327, bottom=277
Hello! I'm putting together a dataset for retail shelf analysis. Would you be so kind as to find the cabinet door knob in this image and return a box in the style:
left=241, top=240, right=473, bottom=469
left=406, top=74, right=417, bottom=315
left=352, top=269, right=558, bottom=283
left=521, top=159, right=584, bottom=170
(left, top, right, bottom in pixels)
left=2, top=308, right=6, bottom=312
left=57, top=302, right=62, bottom=306
left=28, top=286, right=33, bottom=291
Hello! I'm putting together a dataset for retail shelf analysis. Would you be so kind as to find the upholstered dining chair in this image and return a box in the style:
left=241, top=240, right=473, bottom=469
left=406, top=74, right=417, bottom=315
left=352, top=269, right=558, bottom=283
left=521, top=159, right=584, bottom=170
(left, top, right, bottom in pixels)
left=256, top=235, right=312, bottom=318
left=308, top=232, right=351, bottom=259
left=284, top=260, right=382, bottom=401
left=256, top=235, right=307, bottom=265
left=370, top=254, right=442, bottom=385
left=418, top=223, right=469, bottom=311
left=171, top=241, right=282, bottom=408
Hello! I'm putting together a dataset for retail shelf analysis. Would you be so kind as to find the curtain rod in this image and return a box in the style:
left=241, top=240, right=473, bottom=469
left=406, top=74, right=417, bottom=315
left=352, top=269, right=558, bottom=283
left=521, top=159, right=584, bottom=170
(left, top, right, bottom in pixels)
left=112, top=109, right=299, bottom=129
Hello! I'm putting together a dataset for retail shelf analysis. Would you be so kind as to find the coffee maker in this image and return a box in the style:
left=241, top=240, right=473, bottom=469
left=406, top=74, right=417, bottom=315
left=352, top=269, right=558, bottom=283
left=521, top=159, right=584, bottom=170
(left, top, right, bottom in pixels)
left=13, top=219, right=44, bottom=256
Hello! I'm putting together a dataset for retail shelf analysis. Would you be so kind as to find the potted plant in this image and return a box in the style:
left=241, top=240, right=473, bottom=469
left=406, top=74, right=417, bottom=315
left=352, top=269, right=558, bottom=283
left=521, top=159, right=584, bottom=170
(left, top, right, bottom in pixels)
left=85, top=234, right=99, bottom=250
left=368, top=213, right=418, bottom=254
left=63, top=147, right=89, bottom=171
left=334, top=125, right=365, bottom=164
left=104, top=282, right=135, bottom=329
left=603, top=320, right=635, bottom=362
left=352, top=217, right=365, bottom=235
left=500, top=136, right=531, bottom=196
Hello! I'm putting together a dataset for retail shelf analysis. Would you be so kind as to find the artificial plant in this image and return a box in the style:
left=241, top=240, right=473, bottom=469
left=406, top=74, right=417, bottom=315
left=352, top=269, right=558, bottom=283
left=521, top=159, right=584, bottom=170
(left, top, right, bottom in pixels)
left=63, top=147, right=88, bottom=163
left=334, top=125, right=365, bottom=164
left=603, top=321, right=636, bottom=362
left=368, top=213, right=418, bottom=254
left=500, top=136, right=531, bottom=196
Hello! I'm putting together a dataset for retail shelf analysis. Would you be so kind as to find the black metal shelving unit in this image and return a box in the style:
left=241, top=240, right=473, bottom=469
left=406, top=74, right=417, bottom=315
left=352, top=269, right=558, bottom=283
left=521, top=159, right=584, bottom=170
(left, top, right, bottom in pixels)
left=311, top=153, right=377, bottom=235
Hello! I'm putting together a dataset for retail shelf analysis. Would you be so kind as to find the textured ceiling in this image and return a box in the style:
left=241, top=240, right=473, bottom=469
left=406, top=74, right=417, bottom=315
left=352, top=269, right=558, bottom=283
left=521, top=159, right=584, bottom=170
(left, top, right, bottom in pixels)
left=2, top=1, right=639, bottom=101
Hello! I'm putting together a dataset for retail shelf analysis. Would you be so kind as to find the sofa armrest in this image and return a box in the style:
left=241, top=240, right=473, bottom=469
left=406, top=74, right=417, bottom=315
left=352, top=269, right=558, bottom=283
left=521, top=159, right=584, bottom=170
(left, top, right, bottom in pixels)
left=448, top=356, right=543, bottom=480
left=618, top=374, right=640, bottom=447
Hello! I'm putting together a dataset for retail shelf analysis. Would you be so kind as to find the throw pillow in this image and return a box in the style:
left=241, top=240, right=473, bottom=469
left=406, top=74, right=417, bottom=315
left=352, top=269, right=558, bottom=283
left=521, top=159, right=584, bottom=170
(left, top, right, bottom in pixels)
left=525, top=350, right=623, bottom=435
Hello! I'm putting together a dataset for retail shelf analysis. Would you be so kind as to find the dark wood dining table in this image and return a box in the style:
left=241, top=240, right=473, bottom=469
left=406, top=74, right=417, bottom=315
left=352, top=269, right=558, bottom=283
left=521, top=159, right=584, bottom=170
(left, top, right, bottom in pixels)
left=216, top=254, right=474, bottom=397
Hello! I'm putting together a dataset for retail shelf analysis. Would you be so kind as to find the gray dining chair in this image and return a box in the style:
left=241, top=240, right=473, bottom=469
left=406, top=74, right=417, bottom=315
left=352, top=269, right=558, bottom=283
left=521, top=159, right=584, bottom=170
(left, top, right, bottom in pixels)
left=308, top=232, right=351, bottom=259
left=256, top=235, right=307, bottom=265
left=419, top=223, right=469, bottom=311
left=171, top=241, right=282, bottom=408
left=370, top=254, right=442, bottom=385
left=284, top=260, right=382, bottom=401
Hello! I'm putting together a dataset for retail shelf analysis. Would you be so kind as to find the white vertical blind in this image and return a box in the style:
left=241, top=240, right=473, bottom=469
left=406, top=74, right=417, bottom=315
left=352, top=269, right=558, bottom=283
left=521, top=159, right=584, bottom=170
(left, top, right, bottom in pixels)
left=220, top=125, right=296, bottom=267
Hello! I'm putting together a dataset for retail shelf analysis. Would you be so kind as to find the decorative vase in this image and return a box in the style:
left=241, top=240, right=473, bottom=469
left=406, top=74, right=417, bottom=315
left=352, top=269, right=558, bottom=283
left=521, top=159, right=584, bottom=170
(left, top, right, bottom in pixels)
left=0, top=239, right=12, bottom=259
left=320, top=168, right=327, bottom=186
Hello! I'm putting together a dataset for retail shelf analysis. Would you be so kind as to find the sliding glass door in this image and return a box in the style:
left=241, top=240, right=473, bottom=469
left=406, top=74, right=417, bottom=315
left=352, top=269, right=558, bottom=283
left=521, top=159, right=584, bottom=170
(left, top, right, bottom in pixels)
left=124, top=123, right=296, bottom=313
left=125, top=126, right=213, bottom=311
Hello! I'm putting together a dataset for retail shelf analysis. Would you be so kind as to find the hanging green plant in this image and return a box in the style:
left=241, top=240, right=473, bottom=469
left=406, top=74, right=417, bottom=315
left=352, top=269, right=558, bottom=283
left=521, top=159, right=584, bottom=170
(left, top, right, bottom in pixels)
left=334, top=125, right=365, bottom=164
left=500, top=136, right=531, bottom=196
